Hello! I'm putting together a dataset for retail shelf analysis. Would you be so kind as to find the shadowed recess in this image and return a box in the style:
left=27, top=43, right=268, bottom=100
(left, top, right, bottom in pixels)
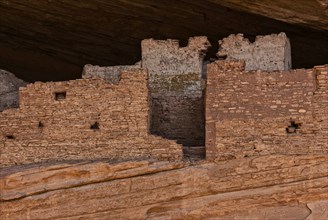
left=0, top=0, right=327, bottom=82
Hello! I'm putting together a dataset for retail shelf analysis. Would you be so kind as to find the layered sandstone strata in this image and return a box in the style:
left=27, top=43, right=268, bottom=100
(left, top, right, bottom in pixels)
left=1, top=155, right=327, bottom=219
left=0, top=33, right=327, bottom=219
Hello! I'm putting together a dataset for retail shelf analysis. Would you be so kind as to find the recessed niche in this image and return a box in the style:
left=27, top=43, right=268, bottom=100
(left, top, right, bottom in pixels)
left=286, top=121, right=301, bottom=134
left=6, top=135, right=15, bottom=139
left=55, top=92, right=66, bottom=101
left=38, top=121, right=44, bottom=128
left=90, top=122, right=100, bottom=130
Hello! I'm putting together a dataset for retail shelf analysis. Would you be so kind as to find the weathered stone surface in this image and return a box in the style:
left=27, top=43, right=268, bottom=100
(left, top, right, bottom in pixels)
left=0, top=69, right=183, bottom=168
left=82, top=63, right=141, bottom=83
left=306, top=200, right=328, bottom=220
left=0, top=69, right=27, bottom=112
left=218, top=32, right=291, bottom=71
left=206, top=61, right=328, bottom=161
left=183, top=146, right=205, bottom=160
left=1, top=155, right=327, bottom=219
left=142, top=36, right=210, bottom=146
left=82, top=37, right=210, bottom=146
left=212, top=0, right=328, bottom=30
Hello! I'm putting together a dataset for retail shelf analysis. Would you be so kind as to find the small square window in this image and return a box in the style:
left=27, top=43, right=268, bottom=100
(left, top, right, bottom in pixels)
left=38, top=121, right=44, bottom=128
left=286, top=121, right=301, bottom=134
left=90, top=122, right=100, bottom=130
left=55, top=92, right=66, bottom=101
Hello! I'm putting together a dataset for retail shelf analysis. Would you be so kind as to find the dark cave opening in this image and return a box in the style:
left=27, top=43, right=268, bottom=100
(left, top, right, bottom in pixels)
left=0, top=0, right=327, bottom=82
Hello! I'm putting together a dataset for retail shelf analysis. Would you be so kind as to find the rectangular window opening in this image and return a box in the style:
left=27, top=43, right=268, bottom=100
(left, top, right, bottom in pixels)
left=55, top=92, right=66, bottom=101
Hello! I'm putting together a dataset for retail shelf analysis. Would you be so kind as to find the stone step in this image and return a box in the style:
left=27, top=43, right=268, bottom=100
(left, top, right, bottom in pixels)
left=183, top=146, right=205, bottom=160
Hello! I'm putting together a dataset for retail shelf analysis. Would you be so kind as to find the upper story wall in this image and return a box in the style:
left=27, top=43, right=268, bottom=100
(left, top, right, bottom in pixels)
left=0, top=69, right=27, bottom=112
left=142, top=37, right=210, bottom=96
left=217, top=33, right=291, bottom=71
left=206, top=61, right=315, bottom=120
left=15, top=69, right=149, bottom=139
left=206, top=60, right=328, bottom=161
left=0, top=69, right=183, bottom=167
left=81, top=37, right=211, bottom=146
left=142, top=36, right=210, bottom=146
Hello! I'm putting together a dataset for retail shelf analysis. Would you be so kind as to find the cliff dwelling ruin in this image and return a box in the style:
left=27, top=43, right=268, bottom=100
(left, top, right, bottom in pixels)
left=1, top=32, right=327, bottom=168
left=0, top=1, right=328, bottom=219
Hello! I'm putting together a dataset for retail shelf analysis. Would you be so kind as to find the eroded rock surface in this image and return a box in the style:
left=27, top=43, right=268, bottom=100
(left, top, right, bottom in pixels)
left=213, top=0, right=328, bottom=30
left=0, top=69, right=27, bottom=112
left=1, top=155, right=327, bottom=219
left=218, top=32, right=291, bottom=71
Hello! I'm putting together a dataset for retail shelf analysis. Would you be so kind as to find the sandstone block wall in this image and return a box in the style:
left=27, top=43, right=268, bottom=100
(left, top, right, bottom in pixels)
left=312, top=65, right=328, bottom=149
left=217, top=32, right=291, bottom=71
left=206, top=60, right=328, bottom=161
left=142, top=36, right=210, bottom=146
left=0, top=69, right=183, bottom=168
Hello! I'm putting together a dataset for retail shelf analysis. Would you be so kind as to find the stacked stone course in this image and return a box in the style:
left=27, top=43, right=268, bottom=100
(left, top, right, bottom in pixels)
left=0, top=69, right=183, bottom=167
left=1, top=33, right=327, bottom=168
left=206, top=60, right=328, bottom=161
left=312, top=65, right=328, bottom=150
left=142, top=36, right=210, bottom=146
left=83, top=37, right=211, bottom=146
left=218, top=32, right=292, bottom=71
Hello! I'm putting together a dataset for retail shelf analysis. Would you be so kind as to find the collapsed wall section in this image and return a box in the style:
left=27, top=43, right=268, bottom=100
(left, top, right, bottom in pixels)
left=0, top=69, right=27, bottom=112
left=217, top=32, right=291, bottom=71
left=0, top=69, right=183, bottom=168
left=82, top=63, right=141, bottom=83
left=142, top=36, right=210, bottom=146
left=206, top=60, right=328, bottom=161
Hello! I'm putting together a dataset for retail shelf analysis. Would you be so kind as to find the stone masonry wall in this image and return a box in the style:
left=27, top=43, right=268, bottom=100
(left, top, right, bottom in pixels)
left=312, top=65, right=328, bottom=150
left=82, top=63, right=141, bottom=83
left=206, top=60, right=328, bottom=161
left=217, top=32, right=291, bottom=71
left=142, top=36, right=210, bottom=146
left=0, top=69, right=183, bottom=168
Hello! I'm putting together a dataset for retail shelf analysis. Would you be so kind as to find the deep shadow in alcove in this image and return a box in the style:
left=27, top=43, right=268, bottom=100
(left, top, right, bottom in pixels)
left=0, top=0, right=327, bottom=82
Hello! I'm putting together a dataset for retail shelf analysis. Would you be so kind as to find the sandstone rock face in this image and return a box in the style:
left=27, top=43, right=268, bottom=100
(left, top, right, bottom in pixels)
left=1, top=155, right=327, bottom=219
left=218, top=32, right=291, bottom=71
left=212, top=0, right=328, bottom=31
left=85, top=37, right=211, bottom=146
left=0, top=69, right=27, bottom=112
